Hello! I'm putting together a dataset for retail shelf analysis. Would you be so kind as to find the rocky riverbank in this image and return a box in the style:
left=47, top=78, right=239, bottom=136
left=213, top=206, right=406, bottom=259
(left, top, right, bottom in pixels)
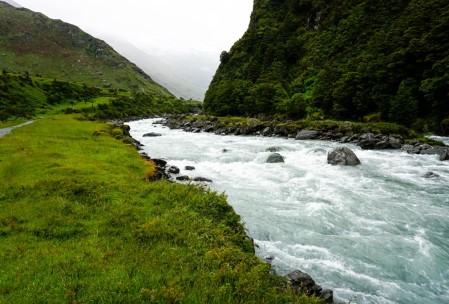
left=122, top=119, right=336, bottom=303
left=160, top=115, right=449, bottom=160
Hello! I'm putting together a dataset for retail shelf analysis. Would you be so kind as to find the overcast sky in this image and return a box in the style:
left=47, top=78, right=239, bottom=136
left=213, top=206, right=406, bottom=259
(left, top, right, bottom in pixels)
left=14, top=0, right=253, bottom=54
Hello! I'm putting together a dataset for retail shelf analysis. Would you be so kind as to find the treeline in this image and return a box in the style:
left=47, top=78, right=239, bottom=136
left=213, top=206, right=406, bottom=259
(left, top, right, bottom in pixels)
left=204, top=0, right=449, bottom=134
left=0, top=70, right=200, bottom=123
left=0, top=70, right=102, bottom=121
left=92, top=93, right=201, bottom=120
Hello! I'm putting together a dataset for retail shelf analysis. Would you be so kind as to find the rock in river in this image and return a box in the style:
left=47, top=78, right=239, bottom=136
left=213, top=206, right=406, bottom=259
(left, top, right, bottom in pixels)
left=266, top=146, right=282, bottom=152
left=285, top=270, right=333, bottom=303
left=423, top=172, right=440, bottom=179
left=168, top=166, right=180, bottom=174
left=440, top=150, right=449, bottom=161
left=193, top=177, right=213, bottom=183
left=295, top=129, right=319, bottom=140
left=266, top=153, right=285, bottom=163
left=143, top=132, right=162, bottom=137
left=327, top=147, right=361, bottom=166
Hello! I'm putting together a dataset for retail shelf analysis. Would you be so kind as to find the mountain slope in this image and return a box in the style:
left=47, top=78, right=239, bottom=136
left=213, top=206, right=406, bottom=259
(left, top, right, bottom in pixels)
left=104, top=38, right=207, bottom=100
left=0, top=2, right=172, bottom=97
left=204, top=0, right=449, bottom=134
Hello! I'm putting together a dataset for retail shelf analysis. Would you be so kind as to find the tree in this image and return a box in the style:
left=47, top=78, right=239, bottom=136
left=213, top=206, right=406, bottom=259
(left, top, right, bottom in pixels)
left=220, top=51, right=230, bottom=64
left=389, top=78, right=419, bottom=126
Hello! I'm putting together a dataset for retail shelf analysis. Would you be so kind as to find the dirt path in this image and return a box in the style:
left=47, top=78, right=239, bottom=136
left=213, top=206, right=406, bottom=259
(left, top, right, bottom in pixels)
left=0, top=120, right=34, bottom=138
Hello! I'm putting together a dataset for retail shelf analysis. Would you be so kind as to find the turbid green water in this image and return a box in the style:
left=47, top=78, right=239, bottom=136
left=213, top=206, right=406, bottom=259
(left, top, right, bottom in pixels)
left=129, top=119, right=449, bottom=304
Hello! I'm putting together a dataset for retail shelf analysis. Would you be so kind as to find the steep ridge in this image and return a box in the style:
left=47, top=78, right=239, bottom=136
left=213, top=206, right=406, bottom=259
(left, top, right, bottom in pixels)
left=0, top=2, right=172, bottom=97
left=204, top=0, right=449, bottom=134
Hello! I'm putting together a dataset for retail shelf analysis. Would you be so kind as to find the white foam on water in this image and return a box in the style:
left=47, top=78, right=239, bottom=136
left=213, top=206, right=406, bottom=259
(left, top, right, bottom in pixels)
left=128, top=119, right=449, bottom=304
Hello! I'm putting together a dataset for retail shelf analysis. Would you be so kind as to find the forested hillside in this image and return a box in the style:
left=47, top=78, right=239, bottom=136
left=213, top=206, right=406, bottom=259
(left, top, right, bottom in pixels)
left=204, top=0, right=449, bottom=134
left=0, top=2, right=172, bottom=96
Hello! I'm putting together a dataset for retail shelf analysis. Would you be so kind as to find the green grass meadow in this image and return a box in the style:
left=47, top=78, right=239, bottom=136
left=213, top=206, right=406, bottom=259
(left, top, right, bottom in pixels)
left=0, top=116, right=321, bottom=303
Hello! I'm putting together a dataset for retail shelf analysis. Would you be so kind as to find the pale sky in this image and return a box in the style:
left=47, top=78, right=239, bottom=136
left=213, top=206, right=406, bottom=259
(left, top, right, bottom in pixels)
left=13, top=0, right=254, bottom=54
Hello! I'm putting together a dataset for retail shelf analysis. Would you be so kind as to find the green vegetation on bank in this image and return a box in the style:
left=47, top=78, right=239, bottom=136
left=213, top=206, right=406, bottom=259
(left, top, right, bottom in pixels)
left=0, top=117, right=321, bottom=303
left=204, top=0, right=449, bottom=135
left=190, top=115, right=409, bottom=137
left=0, top=70, right=200, bottom=124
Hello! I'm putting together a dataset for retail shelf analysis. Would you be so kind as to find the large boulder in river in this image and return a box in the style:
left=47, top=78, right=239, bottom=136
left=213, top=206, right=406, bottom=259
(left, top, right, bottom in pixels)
left=327, top=147, right=361, bottom=166
left=266, top=153, right=285, bottom=163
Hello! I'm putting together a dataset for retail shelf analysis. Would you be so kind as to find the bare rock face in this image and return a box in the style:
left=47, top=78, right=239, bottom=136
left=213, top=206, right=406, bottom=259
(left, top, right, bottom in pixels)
left=327, top=147, right=361, bottom=166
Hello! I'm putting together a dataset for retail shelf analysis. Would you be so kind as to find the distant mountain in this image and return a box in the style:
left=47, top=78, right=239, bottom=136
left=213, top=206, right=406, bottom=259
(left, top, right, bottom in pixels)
left=0, top=2, right=172, bottom=97
left=151, top=51, right=218, bottom=100
left=1, top=0, right=21, bottom=8
left=205, top=0, right=449, bottom=134
left=105, top=38, right=209, bottom=101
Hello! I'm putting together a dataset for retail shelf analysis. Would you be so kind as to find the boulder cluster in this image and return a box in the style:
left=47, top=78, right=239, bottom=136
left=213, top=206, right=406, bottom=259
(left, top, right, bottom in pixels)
left=161, top=116, right=449, bottom=161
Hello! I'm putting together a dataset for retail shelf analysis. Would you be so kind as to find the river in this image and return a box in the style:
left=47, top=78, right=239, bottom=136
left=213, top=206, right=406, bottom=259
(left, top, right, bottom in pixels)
left=128, top=118, right=449, bottom=304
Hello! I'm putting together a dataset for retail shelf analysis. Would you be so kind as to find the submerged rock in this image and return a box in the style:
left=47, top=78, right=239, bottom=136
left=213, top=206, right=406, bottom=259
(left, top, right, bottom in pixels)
left=264, top=255, right=275, bottom=262
left=193, top=177, right=213, bottom=183
left=309, top=148, right=327, bottom=156
left=176, top=175, right=190, bottom=181
left=143, top=132, right=162, bottom=137
left=327, top=147, right=361, bottom=166
left=266, top=153, right=285, bottom=163
left=423, top=172, right=440, bottom=179
left=185, top=166, right=196, bottom=171
left=266, top=146, right=282, bottom=152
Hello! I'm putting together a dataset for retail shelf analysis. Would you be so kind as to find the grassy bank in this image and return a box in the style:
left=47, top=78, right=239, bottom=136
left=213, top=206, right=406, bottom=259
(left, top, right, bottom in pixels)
left=0, top=115, right=320, bottom=303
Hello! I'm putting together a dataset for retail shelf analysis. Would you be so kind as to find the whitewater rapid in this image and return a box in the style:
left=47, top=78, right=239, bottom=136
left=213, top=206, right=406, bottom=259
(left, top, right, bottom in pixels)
left=128, top=119, right=449, bottom=304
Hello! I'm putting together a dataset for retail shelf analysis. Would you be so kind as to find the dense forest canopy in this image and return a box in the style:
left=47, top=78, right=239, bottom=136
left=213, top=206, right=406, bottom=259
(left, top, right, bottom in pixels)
left=204, top=0, right=449, bottom=134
